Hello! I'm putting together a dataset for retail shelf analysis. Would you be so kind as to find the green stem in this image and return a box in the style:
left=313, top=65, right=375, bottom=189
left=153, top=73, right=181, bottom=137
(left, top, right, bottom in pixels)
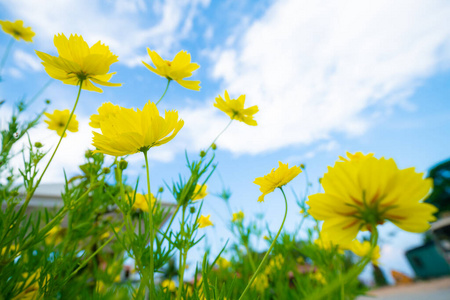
left=156, top=79, right=171, bottom=106
left=177, top=205, right=187, bottom=300
left=238, top=187, right=289, bottom=300
left=143, top=150, right=155, bottom=297
left=161, top=203, right=181, bottom=239
left=69, top=234, right=115, bottom=279
left=0, top=38, right=14, bottom=81
left=27, top=79, right=53, bottom=106
left=10, top=81, right=83, bottom=245
left=205, top=119, right=233, bottom=155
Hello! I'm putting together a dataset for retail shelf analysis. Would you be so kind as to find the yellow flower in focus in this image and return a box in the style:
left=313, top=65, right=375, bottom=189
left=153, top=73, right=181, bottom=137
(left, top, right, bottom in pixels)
left=0, top=20, right=35, bottom=42
left=89, top=102, right=120, bottom=128
left=344, top=240, right=381, bottom=265
left=35, top=34, right=121, bottom=92
left=232, top=210, right=245, bottom=222
left=307, top=154, right=437, bottom=244
left=91, top=101, right=184, bottom=156
left=142, top=48, right=200, bottom=91
left=216, top=257, right=231, bottom=269
left=198, top=215, right=213, bottom=228
left=214, top=90, right=259, bottom=126
left=254, top=162, right=302, bottom=202
left=132, top=193, right=156, bottom=212
left=44, top=109, right=79, bottom=137
left=161, top=279, right=177, bottom=292
left=193, top=184, right=208, bottom=201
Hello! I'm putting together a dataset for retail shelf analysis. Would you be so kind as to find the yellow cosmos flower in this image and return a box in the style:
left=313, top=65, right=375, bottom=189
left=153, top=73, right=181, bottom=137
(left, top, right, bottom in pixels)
left=344, top=240, right=380, bottom=265
left=0, top=20, right=35, bottom=42
left=35, top=34, right=121, bottom=92
left=192, top=184, right=208, bottom=201
left=232, top=210, right=244, bottom=222
left=89, top=102, right=120, bottom=128
left=254, top=162, right=302, bottom=202
left=214, top=90, right=259, bottom=126
left=142, top=48, right=200, bottom=91
left=44, top=109, right=79, bottom=137
left=132, top=193, right=156, bottom=212
left=198, top=215, right=213, bottom=228
left=339, top=151, right=374, bottom=162
left=307, top=153, right=437, bottom=244
left=161, top=279, right=177, bottom=292
left=91, top=101, right=184, bottom=156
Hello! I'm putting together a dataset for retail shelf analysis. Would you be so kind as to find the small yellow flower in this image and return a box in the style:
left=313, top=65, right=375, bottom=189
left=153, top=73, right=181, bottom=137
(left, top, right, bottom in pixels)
left=299, top=209, right=304, bottom=214
left=251, top=274, right=269, bottom=294
left=91, top=101, right=184, bottom=156
left=142, top=48, right=200, bottom=90
left=193, top=184, right=208, bottom=201
left=35, top=34, right=121, bottom=92
left=314, top=232, right=344, bottom=253
left=45, top=225, right=63, bottom=245
left=161, top=279, right=177, bottom=292
left=44, top=109, right=78, bottom=137
left=263, top=235, right=270, bottom=241
left=232, top=210, right=244, bottom=222
left=254, top=162, right=302, bottom=202
left=311, top=271, right=326, bottom=284
left=307, top=153, right=437, bottom=244
left=344, top=240, right=381, bottom=265
left=214, top=90, right=259, bottom=126
left=216, top=257, right=231, bottom=269
left=132, top=193, right=156, bottom=212
left=198, top=215, right=213, bottom=228
left=0, top=20, right=35, bottom=42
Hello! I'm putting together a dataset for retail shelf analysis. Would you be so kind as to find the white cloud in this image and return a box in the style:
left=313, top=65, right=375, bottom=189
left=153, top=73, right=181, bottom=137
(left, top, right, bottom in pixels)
left=13, top=49, right=42, bottom=71
left=0, top=0, right=210, bottom=67
left=189, top=0, right=450, bottom=155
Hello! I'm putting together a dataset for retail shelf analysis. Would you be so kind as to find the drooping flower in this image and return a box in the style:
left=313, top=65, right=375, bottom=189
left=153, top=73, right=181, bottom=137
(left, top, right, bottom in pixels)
left=192, top=184, right=208, bottom=201
left=132, top=193, right=156, bottom=212
left=0, top=20, right=35, bottom=42
left=35, top=34, right=121, bottom=92
left=198, top=215, right=213, bottom=228
left=232, top=210, right=244, bottom=222
left=142, top=48, right=200, bottom=90
left=214, top=90, right=259, bottom=126
left=254, top=162, right=302, bottom=202
left=344, top=240, right=380, bottom=265
left=307, top=153, right=437, bottom=244
left=44, top=109, right=79, bottom=137
left=91, top=101, right=184, bottom=156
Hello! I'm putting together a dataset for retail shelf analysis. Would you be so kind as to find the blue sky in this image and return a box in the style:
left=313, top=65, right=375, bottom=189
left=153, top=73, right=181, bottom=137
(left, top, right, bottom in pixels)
left=1, top=0, right=450, bottom=283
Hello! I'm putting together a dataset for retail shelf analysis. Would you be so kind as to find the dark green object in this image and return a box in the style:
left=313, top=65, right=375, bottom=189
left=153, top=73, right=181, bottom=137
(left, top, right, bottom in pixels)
left=406, top=242, right=450, bottom=279
left=427, top=158, right=450, bottom=214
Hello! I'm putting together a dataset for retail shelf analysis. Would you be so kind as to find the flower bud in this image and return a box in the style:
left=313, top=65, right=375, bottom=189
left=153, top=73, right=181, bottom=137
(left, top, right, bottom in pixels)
left=85, top=150, right=93, bottom=158
left=34, top=142, right=43, bottom=148
left=102, top=167, right=111, bottom=174
left=189, top=206, right=196, bottom=214
left=45, top=99, right=51, bottom=105
left=300, top=164, right=305, bottom=169
left=158, top=187, right=164, bottom=193
left=119, top=159, right=128, bottom=170
left=200, top=150, right=206, bottom=158
left=211, top=143, right=217, bottom=150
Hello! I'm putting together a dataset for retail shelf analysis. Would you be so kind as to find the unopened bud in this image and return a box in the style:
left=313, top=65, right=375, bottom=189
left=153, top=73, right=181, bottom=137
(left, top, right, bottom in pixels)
left=200, top=150, right=206, bottom=158
left=158, top=187, right=164, bottom=193
left=300, top=164, right=305, bottom=169
left=102, top=167, right=111, bottom=174
left=119, top=159, right=128, bottom=170
left=34, top=142, right=43, bottom=148
left=45, top=99, right=51, bottom=105
left=211, top=143, right=217, bottom=150
left=85, top=150, right=93, bottom=158
left=189, top=206, right=196, bottom=214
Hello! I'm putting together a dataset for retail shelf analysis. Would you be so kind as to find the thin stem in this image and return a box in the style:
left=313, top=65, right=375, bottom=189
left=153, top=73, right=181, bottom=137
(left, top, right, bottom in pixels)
left=10, top=81, right=83, bottom=243
left=156, top=79, right=171, bottom=106
left=0, top=38, right=14, bottom=81
left=69, top=234, right=115, bottom=279
left=177, top=205, right=187, bottom=300
left=27, top=79, right=53, bottom=106
left=238, top=187, right=289, bottom=300
left=162, top=203, right=181, bottom=239
left=205, top=119, right=233, bottom=155
left=143, top=150, right=155, bottom=297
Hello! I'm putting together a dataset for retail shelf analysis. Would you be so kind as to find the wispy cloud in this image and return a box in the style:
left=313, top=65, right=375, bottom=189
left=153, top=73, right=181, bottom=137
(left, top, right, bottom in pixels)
left=0, top=0, right=210, bottom=67
left=184, top=0, right=450, bottom=155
